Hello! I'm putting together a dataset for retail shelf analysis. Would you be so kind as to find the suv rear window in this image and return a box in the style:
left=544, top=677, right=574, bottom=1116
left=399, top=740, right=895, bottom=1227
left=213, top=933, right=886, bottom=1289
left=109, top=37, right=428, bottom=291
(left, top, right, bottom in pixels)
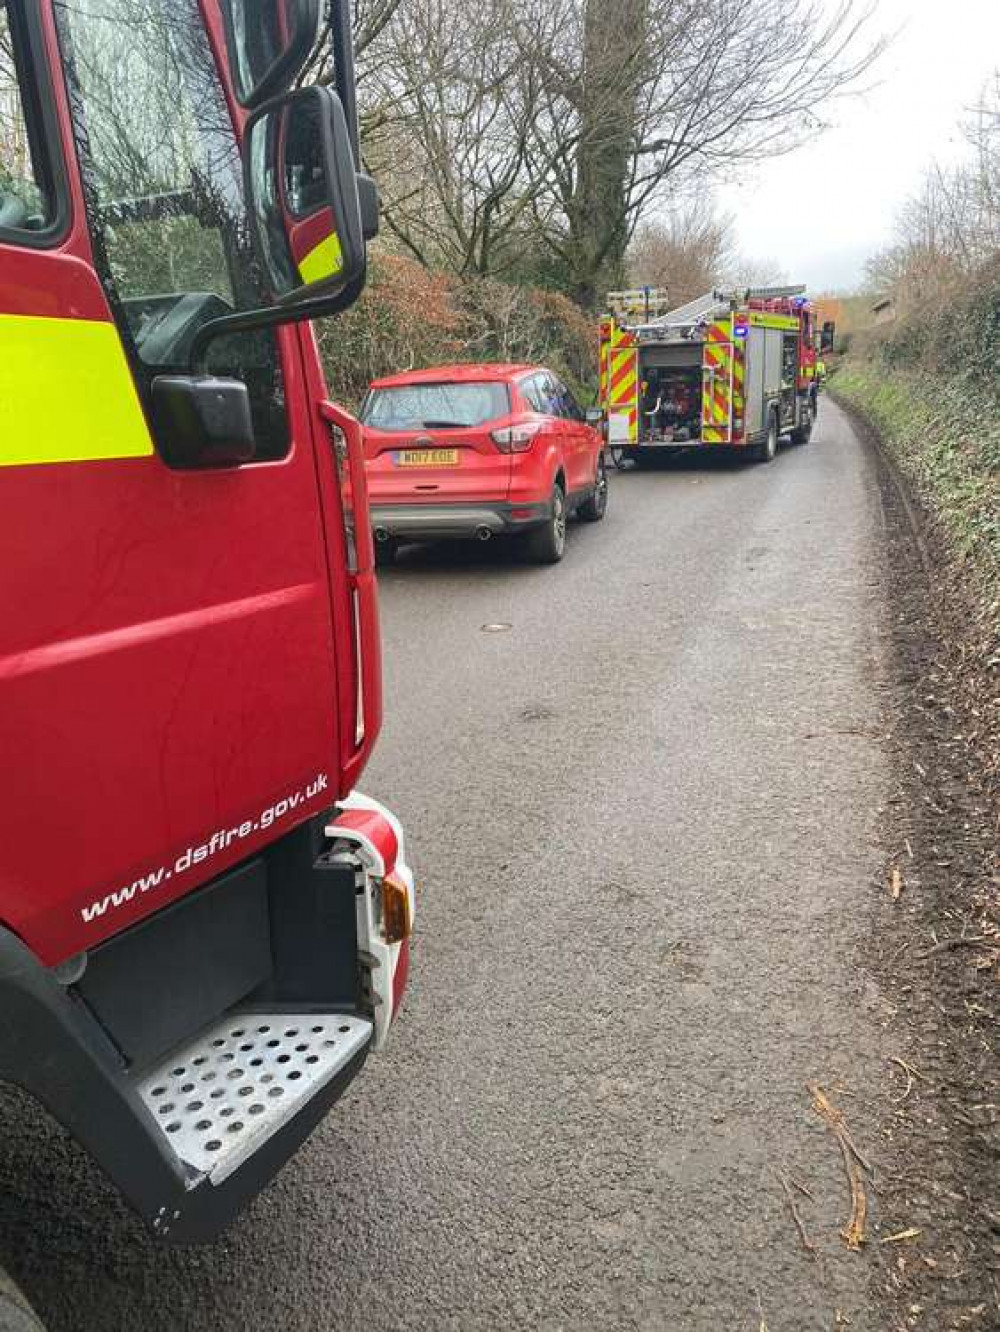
left=362, top=382, right=510, bottom=431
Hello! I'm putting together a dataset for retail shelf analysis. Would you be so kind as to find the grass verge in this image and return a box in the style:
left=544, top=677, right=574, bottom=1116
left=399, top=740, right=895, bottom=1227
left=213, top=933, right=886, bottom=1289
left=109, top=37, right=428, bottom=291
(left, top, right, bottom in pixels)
left=831, top=363, right=999, bottom=805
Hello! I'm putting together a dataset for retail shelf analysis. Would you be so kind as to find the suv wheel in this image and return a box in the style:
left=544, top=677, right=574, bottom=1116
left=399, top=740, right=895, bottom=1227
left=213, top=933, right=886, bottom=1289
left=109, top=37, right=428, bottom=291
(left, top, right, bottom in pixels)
left=374, top=537, right=399, bottom=569
left=524, top=482, right=567, bottom=564
left=578, top=455, right=609, bottom=522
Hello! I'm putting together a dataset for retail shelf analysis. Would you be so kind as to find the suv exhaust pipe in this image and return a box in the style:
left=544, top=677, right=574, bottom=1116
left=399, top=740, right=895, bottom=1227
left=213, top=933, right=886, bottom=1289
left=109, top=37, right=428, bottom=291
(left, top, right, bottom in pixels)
left=475, top=525, right=493, bottom=542
left=374, top=527, right=390, bottom=544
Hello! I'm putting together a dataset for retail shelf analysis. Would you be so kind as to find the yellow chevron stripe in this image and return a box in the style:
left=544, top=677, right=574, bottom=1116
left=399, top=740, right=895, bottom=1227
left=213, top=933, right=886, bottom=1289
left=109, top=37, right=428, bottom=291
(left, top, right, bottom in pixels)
left=1, top=314, right=153, bottom=467
left=298, top=230, right=344, bottom=285
left=608, top=374, right=637, bottom=407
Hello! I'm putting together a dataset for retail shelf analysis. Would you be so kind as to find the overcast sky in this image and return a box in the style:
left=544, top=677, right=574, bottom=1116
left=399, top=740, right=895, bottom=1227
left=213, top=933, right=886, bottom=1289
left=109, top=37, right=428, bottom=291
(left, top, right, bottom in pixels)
left=716, top=0, right=1000, bottom=293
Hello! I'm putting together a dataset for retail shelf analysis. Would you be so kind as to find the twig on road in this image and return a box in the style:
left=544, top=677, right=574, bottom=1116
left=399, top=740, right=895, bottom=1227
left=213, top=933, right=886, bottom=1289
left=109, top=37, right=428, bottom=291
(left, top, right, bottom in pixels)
left=755, top=1291, right=768, bottom=1332
left=777, top=1169, right=818, bottom=1262
left=790, top=1175, right=816, bottom=1202
left=888, top=1056, right=926, bottom=1104
left=807, top=1084, right=873, bottom=1250
left=918, top=934, right=994, bottom=960
left=836, top=1133, right=868, bottom=1251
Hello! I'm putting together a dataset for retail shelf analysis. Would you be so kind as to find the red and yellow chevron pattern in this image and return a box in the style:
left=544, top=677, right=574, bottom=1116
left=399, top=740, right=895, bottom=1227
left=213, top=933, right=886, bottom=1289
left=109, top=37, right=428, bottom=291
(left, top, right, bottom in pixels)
left=701, top=319, right=736, bottom=445
left=604, top=321, right=639, bottom=443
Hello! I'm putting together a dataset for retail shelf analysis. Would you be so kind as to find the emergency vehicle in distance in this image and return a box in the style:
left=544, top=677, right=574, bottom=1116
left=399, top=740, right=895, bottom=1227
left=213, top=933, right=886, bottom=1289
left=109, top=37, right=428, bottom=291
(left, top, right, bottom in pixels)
left=599, top=286, right=835, bottom=467
left=0, top=0, right=413, bottom=1303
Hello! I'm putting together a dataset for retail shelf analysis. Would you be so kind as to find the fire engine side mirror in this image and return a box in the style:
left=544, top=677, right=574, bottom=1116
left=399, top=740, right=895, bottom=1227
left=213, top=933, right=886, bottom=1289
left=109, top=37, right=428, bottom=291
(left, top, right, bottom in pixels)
left=820, top=321, right=836, bottom=352
left=244, top=85, right=366, bottom=306
left=219, top=0, right=322, bottom=109
left=186, top=87, right=375, bottom=373
left=150, top=376, right=256, bottom=469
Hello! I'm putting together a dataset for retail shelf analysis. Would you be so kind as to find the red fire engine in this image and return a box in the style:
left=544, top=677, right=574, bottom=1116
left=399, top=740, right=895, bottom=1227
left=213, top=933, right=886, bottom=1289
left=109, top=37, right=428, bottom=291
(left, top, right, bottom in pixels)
left=599, top=286, right=832, bottom=466
left=0, top=0, right=413, bottom=1303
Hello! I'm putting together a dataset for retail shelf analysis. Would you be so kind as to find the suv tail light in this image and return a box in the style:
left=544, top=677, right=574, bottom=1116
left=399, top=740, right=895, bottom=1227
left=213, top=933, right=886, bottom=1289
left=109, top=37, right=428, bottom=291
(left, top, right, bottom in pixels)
left=491, top=421, right=542, bottom=453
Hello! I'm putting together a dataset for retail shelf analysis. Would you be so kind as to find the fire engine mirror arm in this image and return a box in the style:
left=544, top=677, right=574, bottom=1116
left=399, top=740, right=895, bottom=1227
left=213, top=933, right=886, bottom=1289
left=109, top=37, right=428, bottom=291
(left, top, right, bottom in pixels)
left=187, top=270, right=368, bottom=377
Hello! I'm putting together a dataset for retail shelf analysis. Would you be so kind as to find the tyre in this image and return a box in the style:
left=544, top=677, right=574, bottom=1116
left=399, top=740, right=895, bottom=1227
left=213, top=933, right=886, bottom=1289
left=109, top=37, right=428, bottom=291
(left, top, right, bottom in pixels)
left=578, top=454, right=609, bottom=522
left=523, top=482, right=567, bottom=564
left=0, top=1269, right=46, bottom=1332
left=790, top=405, right=813, bottom=446
left=374, top=538, right=398, bottom=569
left=753, top=411, right=779, bottom=464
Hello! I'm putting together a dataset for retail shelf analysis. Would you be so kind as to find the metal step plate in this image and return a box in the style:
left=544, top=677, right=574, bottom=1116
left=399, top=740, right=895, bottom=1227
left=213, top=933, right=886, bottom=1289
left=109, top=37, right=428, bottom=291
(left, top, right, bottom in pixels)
left=136, top=1012, right=372, bottom=1184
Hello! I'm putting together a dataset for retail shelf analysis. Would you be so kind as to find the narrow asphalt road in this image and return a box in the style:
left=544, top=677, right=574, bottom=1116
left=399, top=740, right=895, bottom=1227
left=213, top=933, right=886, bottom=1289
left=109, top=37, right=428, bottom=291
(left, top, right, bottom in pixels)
left=4, top=402, right=897, bottom=1330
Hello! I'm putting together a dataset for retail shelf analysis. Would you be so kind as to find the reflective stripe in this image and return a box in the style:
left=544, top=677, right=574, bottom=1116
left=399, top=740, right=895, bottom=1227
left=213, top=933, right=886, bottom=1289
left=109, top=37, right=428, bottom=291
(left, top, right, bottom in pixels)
left=298, top=231, right=344, bottom=285
left=731, top=344, right=746, bottom=436
left=748, top=312, right=799, bottom=331
left=607, top=344, right=638, bottom=443
left=599, top=319, right=639, bottom=442
left=702, top=320, right=733, bottom=437
left=1, top=314, right=153, bottom=467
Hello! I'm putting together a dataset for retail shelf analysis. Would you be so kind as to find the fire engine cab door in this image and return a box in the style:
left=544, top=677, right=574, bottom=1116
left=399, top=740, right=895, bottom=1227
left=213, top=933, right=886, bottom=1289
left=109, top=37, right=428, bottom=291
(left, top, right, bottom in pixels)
left=0, top=0, right=343, bottom=964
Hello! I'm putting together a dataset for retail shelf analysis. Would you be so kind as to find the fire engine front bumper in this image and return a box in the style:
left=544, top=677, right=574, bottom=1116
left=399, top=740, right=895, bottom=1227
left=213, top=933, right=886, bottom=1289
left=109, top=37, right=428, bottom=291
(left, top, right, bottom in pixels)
left=0, top=796, right=414, bottom=1243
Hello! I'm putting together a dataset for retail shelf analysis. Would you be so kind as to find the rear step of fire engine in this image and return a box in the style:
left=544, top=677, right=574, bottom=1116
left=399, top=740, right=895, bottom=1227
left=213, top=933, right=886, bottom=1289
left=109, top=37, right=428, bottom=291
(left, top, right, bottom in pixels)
left=136, top=1010, right=372, bottom=1185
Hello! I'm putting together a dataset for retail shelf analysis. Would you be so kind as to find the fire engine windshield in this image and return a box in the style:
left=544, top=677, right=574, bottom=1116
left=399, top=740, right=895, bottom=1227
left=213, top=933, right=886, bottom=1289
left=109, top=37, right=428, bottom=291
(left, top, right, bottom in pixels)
left=53, top=0, right=289, bottom=456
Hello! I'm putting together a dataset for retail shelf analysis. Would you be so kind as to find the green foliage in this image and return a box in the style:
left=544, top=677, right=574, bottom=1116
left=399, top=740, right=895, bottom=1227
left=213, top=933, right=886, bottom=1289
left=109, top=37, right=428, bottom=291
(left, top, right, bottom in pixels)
left=833, top=364, right=1000, bottom=577
left=864, top=259, right=1000, bottom=402
left=317, top=253, right=598, bottom=411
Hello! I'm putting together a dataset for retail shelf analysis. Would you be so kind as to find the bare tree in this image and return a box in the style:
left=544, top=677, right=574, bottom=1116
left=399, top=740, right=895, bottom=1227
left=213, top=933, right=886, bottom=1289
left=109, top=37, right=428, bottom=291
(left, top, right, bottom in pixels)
left=341, top=0, right=575, bottom=278
left=308, top=0, right=884, bottom=307
left=629, top=204, right=735, bottom=304
left=533, top=0, right=887, bottom=305
left=868, top=76, right=1000, bottom=313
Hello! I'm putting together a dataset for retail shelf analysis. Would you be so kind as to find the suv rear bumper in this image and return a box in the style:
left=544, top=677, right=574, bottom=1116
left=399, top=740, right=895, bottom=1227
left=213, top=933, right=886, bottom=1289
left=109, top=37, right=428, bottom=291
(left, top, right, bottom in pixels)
left=0, top=798, right=413, bottom=1243
left=370, top=500, right=549, bottom=541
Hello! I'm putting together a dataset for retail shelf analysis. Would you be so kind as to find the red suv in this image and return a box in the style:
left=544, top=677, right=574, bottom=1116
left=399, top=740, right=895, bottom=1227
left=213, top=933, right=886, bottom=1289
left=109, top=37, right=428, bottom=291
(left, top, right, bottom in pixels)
left=360, top=364, right=609, bottom=563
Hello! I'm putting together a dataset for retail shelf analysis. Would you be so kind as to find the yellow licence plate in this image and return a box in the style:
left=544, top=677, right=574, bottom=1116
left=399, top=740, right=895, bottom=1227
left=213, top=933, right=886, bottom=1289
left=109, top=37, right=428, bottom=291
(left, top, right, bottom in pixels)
left=396, top=449, right=459, bottom=467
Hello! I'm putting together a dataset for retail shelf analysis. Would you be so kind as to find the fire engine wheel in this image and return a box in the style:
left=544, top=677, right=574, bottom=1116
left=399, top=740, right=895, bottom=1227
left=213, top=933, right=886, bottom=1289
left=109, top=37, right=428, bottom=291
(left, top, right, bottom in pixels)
left=0, top=1269, right=46, bottom=1332
left=790, top=406, right=814, bottom=446
left=523, top=482, right=567, bottom=564
left=753, top=412, right=779, bottom=464
left=610, top=445, right=630, bottom=471
left=578, top=455, right=609, bottom=522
